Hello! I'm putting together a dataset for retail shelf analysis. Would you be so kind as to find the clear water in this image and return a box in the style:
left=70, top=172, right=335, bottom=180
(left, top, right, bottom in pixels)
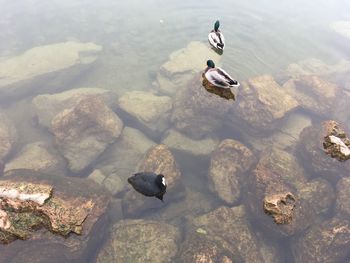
left=1, top=0, right=350, bottom=262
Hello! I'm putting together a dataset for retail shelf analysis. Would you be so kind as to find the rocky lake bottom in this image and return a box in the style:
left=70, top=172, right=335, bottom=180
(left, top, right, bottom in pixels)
left=1, top=1, right=350, bottom=262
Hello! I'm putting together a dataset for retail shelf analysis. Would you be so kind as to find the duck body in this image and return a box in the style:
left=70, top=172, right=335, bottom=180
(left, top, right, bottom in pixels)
left=204, top=60, right=240, bottom=88
left=208, top=20, right=225, bottom=51
left=127, top=172, right=167, bottom=201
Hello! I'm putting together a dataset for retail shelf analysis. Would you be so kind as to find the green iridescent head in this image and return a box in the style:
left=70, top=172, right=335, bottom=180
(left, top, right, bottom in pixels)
left=214, top=20, right=220, bottom=31
left=207, top=60, right=215, bottom=68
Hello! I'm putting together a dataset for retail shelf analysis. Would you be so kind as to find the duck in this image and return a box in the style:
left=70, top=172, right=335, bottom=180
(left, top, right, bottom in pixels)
left=204, top=60, right=240, bottom=88
left=208, top=20, right=225, bottom=51
left=127, top=172, right=167, bottom=201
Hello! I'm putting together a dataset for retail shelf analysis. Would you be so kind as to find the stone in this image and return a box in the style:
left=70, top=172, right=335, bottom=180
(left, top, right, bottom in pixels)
left=322, top=120, right=350, bottom=161
left=32, top=87, right=118, bottom=128
left=336, top=177, right=350, bottom=217
left=230, top=75, right=298, bottom=136
left=331, top=21, right=350, bottom=40
left=190, top=205, right=274, bottom=262
left=209, top=139, right=256, bottom=205
left=156, top=41, right=221, bottom=95
left=0, top=41, right=102, bottom=100
left=297, top=123, right=350, bottom=180
left=95, top=127, right=156, bottom=191
left=122, top=144, right=183, bottom=217
left=247, top=149, right=315, bottom=237
left=298, top=178, right=335, bottom=216
left=292, top=217, right=350, bottom=263
left=283, top=76, right=341, bottom=117
left=118, top=91, right=172, bottom=136
left=263, top=192, right=296, bottom=224
left=51, top=96, right=123, bottom=173
left=171, top=75, right=234, bottom=139
left=96, top=219, right=180, bottom=263
left=162, top=129, right=219, bottom=156
left=0, top=112, right=17, bottom=160
left=0, top=169, right=109, bottom=262
left=4, top=141, right=65, bottom=175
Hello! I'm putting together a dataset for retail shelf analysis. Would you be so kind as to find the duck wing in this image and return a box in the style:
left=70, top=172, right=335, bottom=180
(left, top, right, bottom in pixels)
left=128, top=173, right=159, bottom=196
left=216, top=68, right=239, bottom=87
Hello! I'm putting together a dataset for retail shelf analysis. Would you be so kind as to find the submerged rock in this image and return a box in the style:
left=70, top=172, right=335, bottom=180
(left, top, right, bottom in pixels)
left=4, top=141, right=65, bottom=175
left=96, top=219, right=180, bottom=263
left=118, top=91, right=172, bottom=137
left=51, top=96, right=123, bottom=173
left=189, top=205, right=279, bottom=262
left=95, top=127, right=156, bottom=192
left=162, top=129, right=219, bottom=156
left=156, top=41, right=221, bottom=95
left=331, top=21, right=350, bottom=40
left=32, top=87, right=118, bottom=128
left=230, top=75, right=298, bottom=136
left=0, top=169, right=109, bottom=262
left=323, top=120, right=350, bottom=161
left=247, top=148, right=314, bottom=236
left=283, top=75, right=341, bottom=117
left=297, top=123, right=350, bottom=180
left=122, top=144, right=183, bottom=216
left=209, top=139, right=256, bottom=205
left=336, top=177, right=350, bottom=217
left=171, top=75, right=234, bottom=139
left=292, top=217, right=350, bottom=263
left=0, top=41, right=102, bottom=100
left=0, top=112, right=17, bottom=160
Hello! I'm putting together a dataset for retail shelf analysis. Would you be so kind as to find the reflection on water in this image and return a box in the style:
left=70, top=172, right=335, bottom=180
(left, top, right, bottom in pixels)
left=0, top=0, right=350, bottom=262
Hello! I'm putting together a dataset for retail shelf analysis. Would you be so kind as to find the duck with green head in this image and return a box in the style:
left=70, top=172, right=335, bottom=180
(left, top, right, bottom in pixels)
left=208, top=20, right=225, bottom=51
left=204, top=60, right=240, bottom=88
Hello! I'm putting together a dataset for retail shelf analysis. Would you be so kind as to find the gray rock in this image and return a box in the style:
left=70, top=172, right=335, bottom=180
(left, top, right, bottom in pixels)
left=4, top=141, right=65, bottom=175
left=156, top=41, right=221, bottom=95
left=0, top=112, right=17, bottom=160
left=292, top=217, right=350, bottom=263
left=32, top=87, right=118, bottom=128
left=209, top=139, right=256, bottom=205
left=96, top=219, right=180, bottom=263
left=96, top=127, right=156, bottom=190
left=162, top=129, right=219, bottom=156
left=118, top=91, right=172, bottom=136
left=51, top=96, right=123, bottom=173
left=0, top=41, right=102, bottom=100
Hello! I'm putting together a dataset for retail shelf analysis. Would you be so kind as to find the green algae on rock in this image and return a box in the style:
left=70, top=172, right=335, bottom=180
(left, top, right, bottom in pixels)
left=0, top=169, right=109, bottom=262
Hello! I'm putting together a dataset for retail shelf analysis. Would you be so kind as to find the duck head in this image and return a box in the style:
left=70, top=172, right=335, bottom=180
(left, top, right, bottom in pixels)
left=207, top=60, right=215, bottom=68
left=214, top=20, right=220, bottom=32
left=155, top=174, right=167, bottom=201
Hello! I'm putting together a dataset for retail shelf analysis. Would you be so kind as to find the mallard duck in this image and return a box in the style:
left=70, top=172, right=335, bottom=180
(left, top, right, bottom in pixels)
left=204, top=60, right=240, bottom=88
left=208, top=20, right=225, bottom=51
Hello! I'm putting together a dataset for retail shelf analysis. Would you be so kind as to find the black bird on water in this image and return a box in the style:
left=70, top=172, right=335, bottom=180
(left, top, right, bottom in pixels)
left=128, top=172, right=167, bottom=201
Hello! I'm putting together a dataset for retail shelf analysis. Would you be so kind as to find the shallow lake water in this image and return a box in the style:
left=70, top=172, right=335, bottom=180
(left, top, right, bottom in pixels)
left=1, top=0, right=350, bottom=262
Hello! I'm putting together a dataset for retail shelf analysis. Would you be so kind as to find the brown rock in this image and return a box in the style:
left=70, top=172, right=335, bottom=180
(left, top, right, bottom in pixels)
left=292, top=217, right=350, bottom=263
left=298, top=123, right=350, bottom=180
left=263, top=192, right=296, bottom=224
left=322, top=120, right=350, bottom=161
left=209, top=139, right=256, bottom=205
left=0, top=169, right=109, bottom=262
left=96, top=219, right=180, bottom=263
left=336, top=177, right=350, bottom=217
left=230, top=75, right=298, bottom=136
left=51, top=96, right=123, bottom=173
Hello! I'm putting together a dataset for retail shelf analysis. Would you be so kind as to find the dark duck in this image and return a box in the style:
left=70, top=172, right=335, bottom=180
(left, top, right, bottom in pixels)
left=127, top=172, right=167, bottom=201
